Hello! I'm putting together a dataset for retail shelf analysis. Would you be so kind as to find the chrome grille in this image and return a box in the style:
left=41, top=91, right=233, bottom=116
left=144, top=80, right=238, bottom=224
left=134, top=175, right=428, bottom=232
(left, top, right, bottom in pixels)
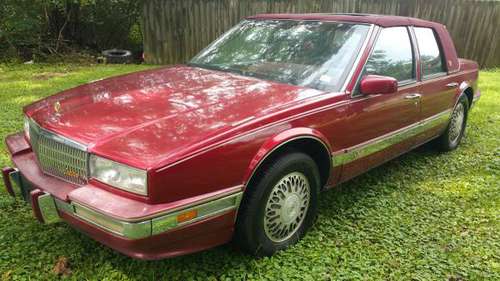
left=29, top=121, right=88, bottom=185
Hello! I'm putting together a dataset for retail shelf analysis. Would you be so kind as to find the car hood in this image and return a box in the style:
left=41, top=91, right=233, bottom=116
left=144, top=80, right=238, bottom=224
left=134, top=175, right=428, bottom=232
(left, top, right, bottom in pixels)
left=25, top=65, right=324, bottom=168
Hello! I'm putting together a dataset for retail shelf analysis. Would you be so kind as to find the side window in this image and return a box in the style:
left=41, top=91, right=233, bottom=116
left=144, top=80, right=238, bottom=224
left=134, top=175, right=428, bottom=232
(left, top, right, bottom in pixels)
left=364, top=27, right=415, bottom=83
left=414, top=27, right=446, bottom=78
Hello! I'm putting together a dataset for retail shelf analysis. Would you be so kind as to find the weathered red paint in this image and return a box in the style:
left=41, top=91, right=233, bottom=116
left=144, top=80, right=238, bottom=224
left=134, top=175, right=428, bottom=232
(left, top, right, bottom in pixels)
left=4, top=14, right=479, bottom=259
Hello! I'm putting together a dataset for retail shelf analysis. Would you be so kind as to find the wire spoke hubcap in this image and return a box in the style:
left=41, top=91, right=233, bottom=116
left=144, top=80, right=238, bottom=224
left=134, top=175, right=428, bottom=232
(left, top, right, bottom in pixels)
left=449, top=103, right=465, bottom=144
left=264, top=172, right=310, bottom=242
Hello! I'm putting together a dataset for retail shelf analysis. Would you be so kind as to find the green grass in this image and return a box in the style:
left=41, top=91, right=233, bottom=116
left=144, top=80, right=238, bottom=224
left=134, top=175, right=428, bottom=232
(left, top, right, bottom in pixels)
left=0, top=64, right=498, bottom=280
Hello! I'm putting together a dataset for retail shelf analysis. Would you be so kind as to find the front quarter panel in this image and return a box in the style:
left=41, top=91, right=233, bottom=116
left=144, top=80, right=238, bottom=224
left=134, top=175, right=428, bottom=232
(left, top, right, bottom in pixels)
left=148, top=93, right=349, bottom=204
left=148, top=125, right=283, bottom=204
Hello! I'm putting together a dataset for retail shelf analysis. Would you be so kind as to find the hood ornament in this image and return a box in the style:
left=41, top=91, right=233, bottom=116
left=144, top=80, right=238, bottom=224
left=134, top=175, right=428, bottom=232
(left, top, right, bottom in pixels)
left=54, top=101, right=61, bottom=113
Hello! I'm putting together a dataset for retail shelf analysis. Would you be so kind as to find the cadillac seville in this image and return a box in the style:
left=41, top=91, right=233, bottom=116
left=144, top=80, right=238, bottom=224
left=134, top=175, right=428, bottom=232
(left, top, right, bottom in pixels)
left=3, top=14, right=480, bottom=259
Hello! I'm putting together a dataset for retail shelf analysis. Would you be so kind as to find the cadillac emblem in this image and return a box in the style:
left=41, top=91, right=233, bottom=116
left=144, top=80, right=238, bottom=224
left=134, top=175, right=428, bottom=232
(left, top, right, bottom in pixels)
left=63, top=168, right=79, bottom=178
left=54, top=101, right=61, bottom=113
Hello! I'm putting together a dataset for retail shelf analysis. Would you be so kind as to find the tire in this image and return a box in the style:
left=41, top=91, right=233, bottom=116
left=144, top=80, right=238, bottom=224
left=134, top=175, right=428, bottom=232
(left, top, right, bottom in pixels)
left=102, top=49, right=133, bottom=64
left=434, top=94, right=469, bottom=151
left=235, top=151, right=320, bottom=256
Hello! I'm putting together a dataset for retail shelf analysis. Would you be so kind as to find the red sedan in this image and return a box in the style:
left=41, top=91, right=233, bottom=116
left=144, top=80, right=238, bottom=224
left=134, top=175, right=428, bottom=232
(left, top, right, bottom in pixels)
left=3, top=13, right=480, bottom=259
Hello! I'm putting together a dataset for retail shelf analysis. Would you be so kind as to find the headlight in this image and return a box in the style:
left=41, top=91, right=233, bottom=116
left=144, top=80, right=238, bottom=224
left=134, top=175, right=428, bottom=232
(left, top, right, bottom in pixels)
left=89, top=155, right=148, bottom=195
left=24, top=116, right=30, bottom=140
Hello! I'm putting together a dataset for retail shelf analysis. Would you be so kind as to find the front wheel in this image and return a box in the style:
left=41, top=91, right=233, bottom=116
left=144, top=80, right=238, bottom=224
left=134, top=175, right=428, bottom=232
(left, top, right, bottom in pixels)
left=434, top=94, right=469, bottom=151
left=235, top=152, right=320, bottom=256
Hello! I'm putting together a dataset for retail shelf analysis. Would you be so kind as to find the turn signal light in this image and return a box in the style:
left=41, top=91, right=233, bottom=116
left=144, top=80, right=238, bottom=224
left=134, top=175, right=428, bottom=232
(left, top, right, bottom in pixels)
left=177, top=209, right=198, bottom=223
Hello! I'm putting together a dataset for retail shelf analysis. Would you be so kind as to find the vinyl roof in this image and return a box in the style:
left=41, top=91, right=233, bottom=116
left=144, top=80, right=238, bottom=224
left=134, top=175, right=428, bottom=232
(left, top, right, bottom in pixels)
left=246, top=13, right=444, bottom=28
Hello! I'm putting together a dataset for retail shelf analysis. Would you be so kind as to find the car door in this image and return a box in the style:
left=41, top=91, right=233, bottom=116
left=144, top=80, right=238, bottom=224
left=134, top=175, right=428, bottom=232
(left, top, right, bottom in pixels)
left=337, top=26, right=422, bottom=182
left=412, top=26, right=459, bottom=143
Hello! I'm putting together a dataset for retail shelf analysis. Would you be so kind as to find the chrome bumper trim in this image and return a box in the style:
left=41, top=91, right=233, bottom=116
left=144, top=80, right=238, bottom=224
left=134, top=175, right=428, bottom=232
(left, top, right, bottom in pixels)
left=6, top=168, right=243, bottom=239
left=54, top=191, right=243, bottom=239
left=6, top=168, right=31, bottom=200
left=72, top=202, right=152, bottom=239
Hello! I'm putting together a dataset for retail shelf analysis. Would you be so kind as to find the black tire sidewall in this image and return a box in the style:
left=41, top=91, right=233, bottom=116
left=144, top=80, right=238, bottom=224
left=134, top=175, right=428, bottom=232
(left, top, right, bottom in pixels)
left=102, top=49, right=132, bottom=64
left=236, top=152, right=320, bottom=256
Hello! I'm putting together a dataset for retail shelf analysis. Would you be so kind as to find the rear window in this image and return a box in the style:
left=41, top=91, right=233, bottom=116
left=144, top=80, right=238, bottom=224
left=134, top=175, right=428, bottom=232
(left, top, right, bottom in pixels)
left=414, top=27, right=446, bottom=78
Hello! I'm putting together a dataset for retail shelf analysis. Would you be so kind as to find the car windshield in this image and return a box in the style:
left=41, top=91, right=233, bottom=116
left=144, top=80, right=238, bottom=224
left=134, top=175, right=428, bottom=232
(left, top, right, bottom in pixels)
left=189, top=20, right=370, bottom=91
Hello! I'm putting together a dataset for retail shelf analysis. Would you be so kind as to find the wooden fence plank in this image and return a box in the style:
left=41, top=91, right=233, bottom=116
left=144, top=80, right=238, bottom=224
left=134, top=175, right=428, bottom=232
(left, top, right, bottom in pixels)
left=143, top=0, right=500, bottom=68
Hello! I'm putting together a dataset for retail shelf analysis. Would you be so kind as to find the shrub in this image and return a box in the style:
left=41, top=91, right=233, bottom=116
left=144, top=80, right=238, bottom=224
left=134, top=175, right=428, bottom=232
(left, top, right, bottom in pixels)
left=0, top=0, right=143, bottom=62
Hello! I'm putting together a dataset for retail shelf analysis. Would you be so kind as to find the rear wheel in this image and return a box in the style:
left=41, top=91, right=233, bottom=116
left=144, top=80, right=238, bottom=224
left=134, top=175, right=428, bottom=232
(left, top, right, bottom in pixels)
left=235, top=152, right=320, bottom=256
left=434, top=94, right=469, bottom=151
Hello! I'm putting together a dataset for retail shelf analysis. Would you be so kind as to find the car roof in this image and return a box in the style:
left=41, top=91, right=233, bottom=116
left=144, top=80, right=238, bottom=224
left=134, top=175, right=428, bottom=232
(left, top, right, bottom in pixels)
left=246, top=13, right=443, bottom=28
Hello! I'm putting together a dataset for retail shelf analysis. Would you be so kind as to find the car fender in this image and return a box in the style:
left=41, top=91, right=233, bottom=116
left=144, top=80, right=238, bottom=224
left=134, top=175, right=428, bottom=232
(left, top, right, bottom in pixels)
left=242, top=127, right=332, bottom=188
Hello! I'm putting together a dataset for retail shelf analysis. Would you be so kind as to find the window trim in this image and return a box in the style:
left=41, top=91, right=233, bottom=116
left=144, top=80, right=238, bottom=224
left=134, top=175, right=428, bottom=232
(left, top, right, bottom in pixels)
left=412, top=26, right=448, bottom=81
left=351, top=26, right=418, bottom=98
left=340, top=24, right=375, bottom=92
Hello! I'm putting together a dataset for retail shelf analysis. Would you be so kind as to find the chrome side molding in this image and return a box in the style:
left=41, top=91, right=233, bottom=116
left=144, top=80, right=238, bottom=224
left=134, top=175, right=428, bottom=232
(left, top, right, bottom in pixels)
left=332, top=109, right=451, bottom=167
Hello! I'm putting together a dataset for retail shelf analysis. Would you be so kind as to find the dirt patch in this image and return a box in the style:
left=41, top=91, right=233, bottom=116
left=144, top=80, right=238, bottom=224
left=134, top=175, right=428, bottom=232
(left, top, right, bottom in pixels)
left=52, top=256, right=72, bottom=277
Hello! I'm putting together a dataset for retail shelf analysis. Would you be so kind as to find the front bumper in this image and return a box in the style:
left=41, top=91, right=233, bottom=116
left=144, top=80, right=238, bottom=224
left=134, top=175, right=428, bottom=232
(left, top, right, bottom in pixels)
left=3, top=132, right=243, bottom=259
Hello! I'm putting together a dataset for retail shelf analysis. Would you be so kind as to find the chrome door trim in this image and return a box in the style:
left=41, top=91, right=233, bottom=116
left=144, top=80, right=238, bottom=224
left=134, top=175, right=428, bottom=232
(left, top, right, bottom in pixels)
left=332, top=109, right=451, bottom=167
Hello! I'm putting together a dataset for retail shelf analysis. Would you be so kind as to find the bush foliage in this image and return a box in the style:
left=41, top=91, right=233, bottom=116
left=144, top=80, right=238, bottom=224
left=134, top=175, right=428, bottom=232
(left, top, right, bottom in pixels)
left=0, top=0, right=143, bottom=62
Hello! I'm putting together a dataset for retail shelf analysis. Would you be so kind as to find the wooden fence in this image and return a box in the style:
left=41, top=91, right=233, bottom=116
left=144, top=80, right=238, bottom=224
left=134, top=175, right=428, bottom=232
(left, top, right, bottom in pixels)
left=142, top=0, right=500, bottom=68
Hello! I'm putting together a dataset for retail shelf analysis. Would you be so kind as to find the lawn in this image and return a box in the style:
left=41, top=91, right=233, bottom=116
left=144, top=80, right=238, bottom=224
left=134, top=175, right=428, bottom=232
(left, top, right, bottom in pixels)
left=0, top=64, right=498, bottom=280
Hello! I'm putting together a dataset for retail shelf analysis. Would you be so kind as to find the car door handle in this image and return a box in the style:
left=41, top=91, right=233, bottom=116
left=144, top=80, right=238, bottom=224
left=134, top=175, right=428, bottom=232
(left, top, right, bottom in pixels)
left=404, top=93, right=421, bottom=100
left=446, top=82, right=459, bottom=88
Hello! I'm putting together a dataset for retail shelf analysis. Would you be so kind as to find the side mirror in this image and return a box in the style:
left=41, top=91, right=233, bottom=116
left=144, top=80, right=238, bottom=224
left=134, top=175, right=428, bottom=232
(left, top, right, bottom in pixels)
left=359, top=75, right=398, bottom=95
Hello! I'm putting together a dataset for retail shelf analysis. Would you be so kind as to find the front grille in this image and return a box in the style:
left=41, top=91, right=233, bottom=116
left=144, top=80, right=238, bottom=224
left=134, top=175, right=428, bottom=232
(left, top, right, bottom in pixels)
left=29, top=121, right=88, bottom=185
